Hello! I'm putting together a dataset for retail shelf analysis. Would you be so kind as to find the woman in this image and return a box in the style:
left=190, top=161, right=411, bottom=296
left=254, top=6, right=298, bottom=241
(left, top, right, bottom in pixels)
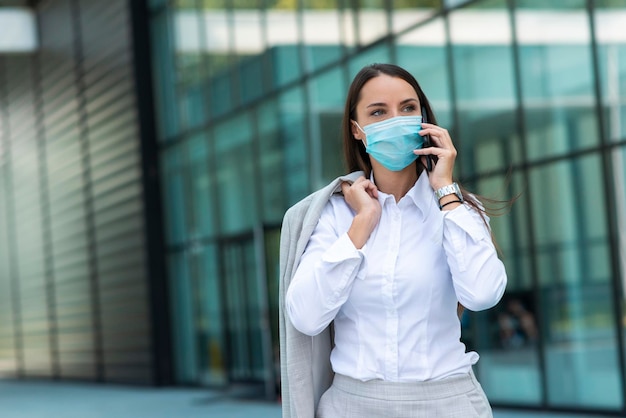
left=279, top=63, right=507, bottom=418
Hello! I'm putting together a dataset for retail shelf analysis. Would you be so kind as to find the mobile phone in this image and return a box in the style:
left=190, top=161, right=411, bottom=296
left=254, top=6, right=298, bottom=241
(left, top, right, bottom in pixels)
left=421, top=106, right=434, bottom=171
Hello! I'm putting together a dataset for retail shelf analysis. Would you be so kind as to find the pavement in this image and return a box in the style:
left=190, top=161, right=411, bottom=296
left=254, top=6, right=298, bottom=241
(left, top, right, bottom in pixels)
left=0, top=379, right=616, bottom=418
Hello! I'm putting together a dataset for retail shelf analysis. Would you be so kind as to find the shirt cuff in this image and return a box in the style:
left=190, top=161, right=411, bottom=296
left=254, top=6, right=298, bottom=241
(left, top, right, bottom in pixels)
left=442, top=203, right=489, bottom=243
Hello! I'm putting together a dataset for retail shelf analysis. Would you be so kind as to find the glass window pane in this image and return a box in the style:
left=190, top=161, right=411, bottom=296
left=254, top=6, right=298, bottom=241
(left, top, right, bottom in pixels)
left=530, top=155, right=622, bottom=409
left=198, top=244, right=227, bottom=385
left=161, top=144, right=189, bottom=245
left=232, top=0, right=265, bottom=105
left=473, top=173, right=542, bottom=405
left=168, top=251, right=198, bottom=383
left=357, top=0, right=388, bottom=45
left=187, top=134, right=216, bottom=239
left=348, top=44, right=392, bottom=75
left=151, top=9, right=180, bottom=141
left=214, top=114, right=258, bottom=234
left=267, top=2, right=301, bottom=87
left=279, top=87, right=309, bottom=206
left=173, top=4, right=207, bottom=131
left=201, top=1, right=236, bottom=116
left=516, top=1, right=599, bottom=161
left=302, top=0, right=343, bottom=70
left=257, top=100, right=287, bottom=224
left=614, top=145, right=626, bottom=396
left=232, top=0, right=263, bottom=55
left=239, top=56, right=265, bottom=105
left=309, top=68, right=346, bottom=184
left=391, top=0, right=441, bottom=35
left=221, top=238, right=268, bottom=381
left=595, top=1, right=626, bottom=142
left=450, top=0, right=520, bottom=175
left=397, top=18, right=453, bottom=128
left=150, top=0, right=168, bottom=10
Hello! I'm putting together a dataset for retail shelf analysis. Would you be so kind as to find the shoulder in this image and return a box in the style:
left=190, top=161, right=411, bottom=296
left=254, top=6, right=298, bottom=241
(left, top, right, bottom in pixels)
left=283, top=171, right=363, bottom=222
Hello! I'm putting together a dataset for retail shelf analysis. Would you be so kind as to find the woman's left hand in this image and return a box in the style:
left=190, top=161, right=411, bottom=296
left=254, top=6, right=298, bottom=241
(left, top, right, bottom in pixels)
left=413, top=122, right=457, bottom=190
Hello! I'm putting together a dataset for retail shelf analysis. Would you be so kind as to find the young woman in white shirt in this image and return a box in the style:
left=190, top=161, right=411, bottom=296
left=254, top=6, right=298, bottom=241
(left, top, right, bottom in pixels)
left=285, top=63, right=507, bottom=418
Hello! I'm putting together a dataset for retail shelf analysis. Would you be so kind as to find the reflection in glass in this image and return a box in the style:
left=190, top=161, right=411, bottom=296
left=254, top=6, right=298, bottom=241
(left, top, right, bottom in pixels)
left=168, top=252, right=198, bottom=383
left=149, top=0, right=626, bottom=410
left=302, top=0, right=343, bottom=71
left=187, top=134, right=216, bottom=239
left=214, top=114, right=258, bottom=234
left=348, top=44, right=392, bottom=77
left=397, top=18, right=453, bottom=128
left=232, top=0, right=265, bottom=105
left=472, top=173, right=542, bottom=404
left=264, top=227, right=282, bottom=398
left=613, top=145, right=626, bottom=396
left=198, top=244, right=227, bottom=385
left=595, top=1, right=626, bottom=142
left=221, top=237, right=267, bottom=382
left=266, top=0, right=301, bottom=86
left=356, top=0, right=388, bottom=45
left=308, top=68, right=346, bottom=184
left=151, top=9, right=179, bottom=141
left=257, top=100, right=287, bottom=224
left=279, top=87, right=309, bottom=206
left=161, top=144, right=188, bottom=246
left=516, top=0, right=599, bottom=161
left=450, top=0, right=519, bottom=174
left=172, top=3, right=207, bottom=130
left=530, top=156, right=622, bottom=409
left=391, top=0, right=440, bottom=35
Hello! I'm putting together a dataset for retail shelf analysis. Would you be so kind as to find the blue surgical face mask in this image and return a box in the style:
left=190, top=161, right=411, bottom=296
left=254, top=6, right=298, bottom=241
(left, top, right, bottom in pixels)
left=354, top=116, right=424, bottom=171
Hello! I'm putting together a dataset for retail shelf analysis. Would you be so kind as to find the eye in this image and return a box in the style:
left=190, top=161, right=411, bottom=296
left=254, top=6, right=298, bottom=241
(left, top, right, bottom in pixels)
left=370, top=108, right=385, bottom=117
left=402, top=104, right=417, bottom=112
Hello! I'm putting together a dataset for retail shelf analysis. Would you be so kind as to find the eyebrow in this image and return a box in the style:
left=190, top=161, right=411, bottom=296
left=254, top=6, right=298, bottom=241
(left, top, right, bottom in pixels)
left=366, top=98, right=419, bottom=108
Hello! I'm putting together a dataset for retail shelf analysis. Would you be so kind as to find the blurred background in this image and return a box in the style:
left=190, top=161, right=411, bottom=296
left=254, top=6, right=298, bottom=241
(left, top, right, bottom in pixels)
left=0, top=0, right=625, bottom=416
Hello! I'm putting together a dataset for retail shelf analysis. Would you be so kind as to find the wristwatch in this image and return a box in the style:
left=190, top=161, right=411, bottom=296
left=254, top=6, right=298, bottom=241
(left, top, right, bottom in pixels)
left=434, top=182, right=463, bottom=202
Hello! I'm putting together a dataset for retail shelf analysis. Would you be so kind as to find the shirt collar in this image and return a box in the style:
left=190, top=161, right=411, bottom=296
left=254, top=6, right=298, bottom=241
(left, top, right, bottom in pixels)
left=370, top=170, right=435, bottom=220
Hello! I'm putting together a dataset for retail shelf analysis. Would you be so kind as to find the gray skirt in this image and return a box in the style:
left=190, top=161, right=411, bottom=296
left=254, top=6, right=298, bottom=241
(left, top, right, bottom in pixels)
left=316, top=370, right=493, bottom=418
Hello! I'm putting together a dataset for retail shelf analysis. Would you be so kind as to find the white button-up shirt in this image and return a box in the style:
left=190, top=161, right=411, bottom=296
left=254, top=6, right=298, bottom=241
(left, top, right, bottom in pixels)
left=286, top=171, right=507, bottom=382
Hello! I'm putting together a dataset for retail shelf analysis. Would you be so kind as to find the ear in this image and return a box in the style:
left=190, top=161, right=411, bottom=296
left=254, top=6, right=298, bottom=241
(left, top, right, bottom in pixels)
left=351, top=120, right=365, bottom=141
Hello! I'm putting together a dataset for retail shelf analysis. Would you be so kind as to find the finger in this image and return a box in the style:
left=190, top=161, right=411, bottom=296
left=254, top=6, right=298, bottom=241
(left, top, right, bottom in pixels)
left=413, top=147, right=444, bottom=157
left=420, top=124, right=452, bottom=143
left=363, top=181, right=378, bottom=198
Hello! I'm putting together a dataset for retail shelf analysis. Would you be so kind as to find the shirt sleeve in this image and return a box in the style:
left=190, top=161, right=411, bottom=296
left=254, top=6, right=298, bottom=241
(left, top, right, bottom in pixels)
left=442, top=203, right=507, bottom=311
left=286, top=201, right=367, bottom=336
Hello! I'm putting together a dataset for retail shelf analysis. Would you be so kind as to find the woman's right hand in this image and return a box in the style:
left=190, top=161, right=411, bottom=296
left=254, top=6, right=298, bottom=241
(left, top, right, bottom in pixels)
left=341, top=177, right=381, bottom=249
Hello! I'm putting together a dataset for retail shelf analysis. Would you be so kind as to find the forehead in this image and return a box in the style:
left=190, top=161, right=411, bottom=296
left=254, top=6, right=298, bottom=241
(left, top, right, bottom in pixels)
left=358, top=74, right=417, bottom=104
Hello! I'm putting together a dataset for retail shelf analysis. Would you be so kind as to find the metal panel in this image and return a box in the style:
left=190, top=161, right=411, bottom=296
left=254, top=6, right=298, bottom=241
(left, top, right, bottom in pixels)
left=0, top=0, right=154, bottom=384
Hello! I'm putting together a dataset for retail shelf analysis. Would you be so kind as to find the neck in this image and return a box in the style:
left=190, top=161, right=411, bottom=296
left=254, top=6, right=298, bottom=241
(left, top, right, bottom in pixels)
left=372, top=164, right=421, bottom=202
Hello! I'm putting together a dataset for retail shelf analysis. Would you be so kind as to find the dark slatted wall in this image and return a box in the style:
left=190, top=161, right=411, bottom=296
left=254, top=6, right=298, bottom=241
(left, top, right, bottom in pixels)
left=0, top=0, right=154, bottom=384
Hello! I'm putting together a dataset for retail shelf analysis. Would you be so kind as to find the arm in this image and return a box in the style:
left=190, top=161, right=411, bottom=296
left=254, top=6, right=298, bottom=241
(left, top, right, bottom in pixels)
left=414, top=122, right=506, bottom=310
left=286, top=177, right=381, bottom=336
left=442, top=204, right=507, bottom=311
left=285, top=205, right=366, bottom=336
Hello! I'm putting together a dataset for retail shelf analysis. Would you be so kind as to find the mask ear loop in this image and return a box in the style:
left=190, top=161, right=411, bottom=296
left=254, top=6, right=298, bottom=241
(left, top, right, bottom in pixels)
left=351, top=120, right=367, bottom=147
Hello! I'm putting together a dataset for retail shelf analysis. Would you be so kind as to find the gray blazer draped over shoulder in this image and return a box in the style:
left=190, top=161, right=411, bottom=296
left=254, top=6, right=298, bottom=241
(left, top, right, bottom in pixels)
left=279, top=171, right=364, bottom=418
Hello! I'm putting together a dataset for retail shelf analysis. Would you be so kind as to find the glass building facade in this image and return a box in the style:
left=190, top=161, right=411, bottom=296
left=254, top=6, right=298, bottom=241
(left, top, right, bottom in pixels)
left=148, top=0, right=626, bottom=414
left=0, top=0, right=625, bottom=415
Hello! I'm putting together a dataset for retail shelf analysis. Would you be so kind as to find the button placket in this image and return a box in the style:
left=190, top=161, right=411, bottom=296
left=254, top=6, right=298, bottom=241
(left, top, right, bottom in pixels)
left=383, top=203, right=401, bottom=379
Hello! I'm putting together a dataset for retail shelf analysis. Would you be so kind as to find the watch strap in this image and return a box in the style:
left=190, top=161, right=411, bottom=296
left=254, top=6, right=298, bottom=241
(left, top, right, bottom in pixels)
left=434, top=182, right=462, bottom=201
